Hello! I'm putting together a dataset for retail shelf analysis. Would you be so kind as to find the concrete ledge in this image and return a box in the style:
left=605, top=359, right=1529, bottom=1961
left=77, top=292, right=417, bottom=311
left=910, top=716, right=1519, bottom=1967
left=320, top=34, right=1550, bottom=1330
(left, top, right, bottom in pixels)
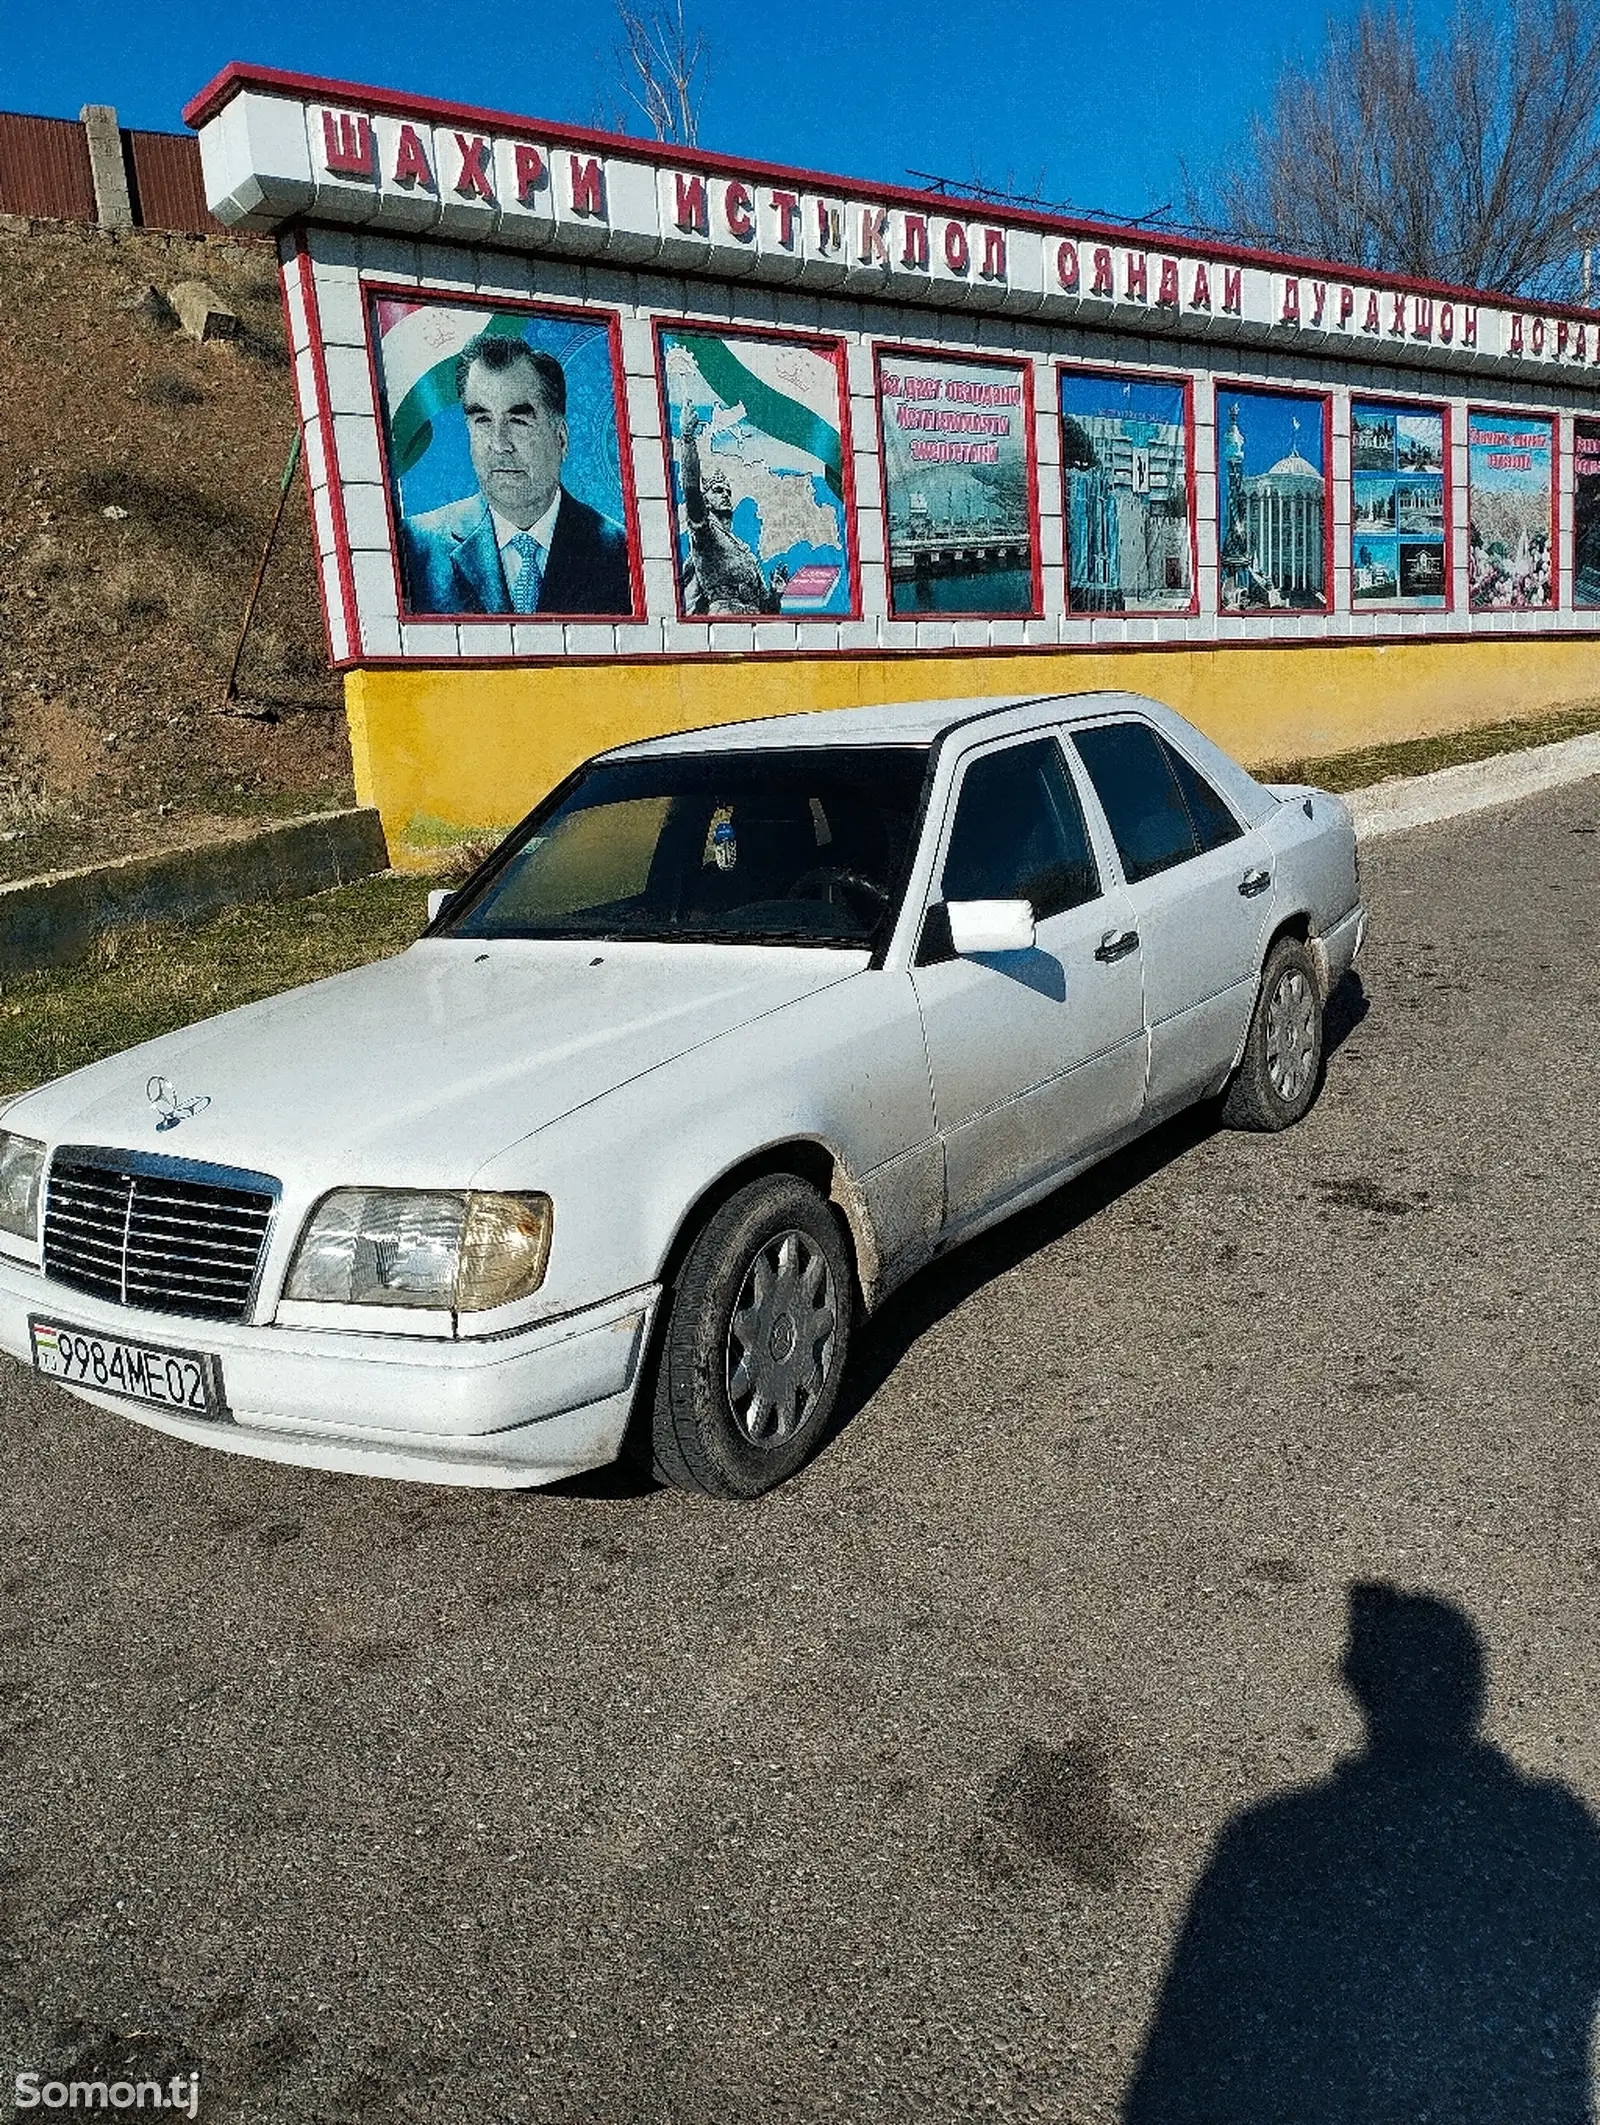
left=1346, top=732, right=1600, bottom=841
left=0, top=809, right=389, bottom=977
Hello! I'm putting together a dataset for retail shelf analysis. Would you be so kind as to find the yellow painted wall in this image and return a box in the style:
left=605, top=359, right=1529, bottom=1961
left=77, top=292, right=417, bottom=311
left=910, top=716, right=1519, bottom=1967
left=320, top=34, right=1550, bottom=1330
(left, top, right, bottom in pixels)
left=346, top=638, right=1600, bottom=867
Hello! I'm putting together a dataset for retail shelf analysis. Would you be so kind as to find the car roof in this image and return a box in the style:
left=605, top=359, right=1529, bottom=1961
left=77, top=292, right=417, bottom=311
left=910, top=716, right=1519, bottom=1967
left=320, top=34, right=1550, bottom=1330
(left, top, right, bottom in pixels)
left=602, top=690, right=1281, bottom=827
left=608, top=690, right=1181, bottom=758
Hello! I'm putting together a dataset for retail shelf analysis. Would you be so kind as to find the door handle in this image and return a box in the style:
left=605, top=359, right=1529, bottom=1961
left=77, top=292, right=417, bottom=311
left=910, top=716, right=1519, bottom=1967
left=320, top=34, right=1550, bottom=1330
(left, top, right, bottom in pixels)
left=1095, top=928, right=1140, bottom=963
left=1238, top=867, right=1272, bottom=897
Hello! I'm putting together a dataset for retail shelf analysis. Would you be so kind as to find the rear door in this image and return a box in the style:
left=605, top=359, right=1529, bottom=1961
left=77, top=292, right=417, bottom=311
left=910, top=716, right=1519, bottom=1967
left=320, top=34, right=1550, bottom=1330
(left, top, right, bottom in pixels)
left=911, top=733, right=1146, bottom=1234
left=1071, top=718, right=1272, bottom=1112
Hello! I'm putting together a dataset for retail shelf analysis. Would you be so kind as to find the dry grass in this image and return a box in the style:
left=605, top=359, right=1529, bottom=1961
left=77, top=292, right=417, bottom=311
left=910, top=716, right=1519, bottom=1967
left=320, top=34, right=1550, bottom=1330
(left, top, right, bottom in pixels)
left=0, top=874, right=433, bottom=1101
left=1257, top=697, right=1600, bottom=792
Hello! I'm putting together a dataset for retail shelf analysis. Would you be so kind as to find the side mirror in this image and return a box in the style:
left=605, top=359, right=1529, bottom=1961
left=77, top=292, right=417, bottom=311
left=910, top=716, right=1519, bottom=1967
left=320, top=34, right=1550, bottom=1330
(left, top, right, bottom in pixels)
left=426, top=889, right=454, bottom=926
left=946, top=899, right=1035, bottom=956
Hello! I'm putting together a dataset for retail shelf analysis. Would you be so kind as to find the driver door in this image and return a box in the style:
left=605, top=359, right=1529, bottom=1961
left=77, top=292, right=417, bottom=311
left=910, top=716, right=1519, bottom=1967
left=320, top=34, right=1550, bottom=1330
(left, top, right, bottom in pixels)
left=911, top=734, right=1147, bottom=1236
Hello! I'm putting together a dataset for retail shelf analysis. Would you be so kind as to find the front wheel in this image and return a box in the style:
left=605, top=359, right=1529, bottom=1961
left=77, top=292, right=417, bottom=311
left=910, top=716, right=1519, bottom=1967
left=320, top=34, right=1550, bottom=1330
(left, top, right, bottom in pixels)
left=1221, top=935, right=1325, bottom=1132
left=650, top=1175, right=854, bottom=1497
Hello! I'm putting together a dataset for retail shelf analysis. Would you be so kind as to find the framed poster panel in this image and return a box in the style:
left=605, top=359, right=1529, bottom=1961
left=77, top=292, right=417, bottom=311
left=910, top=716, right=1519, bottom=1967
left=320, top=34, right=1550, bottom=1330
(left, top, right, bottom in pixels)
left=1348, top=398, right=1450, bottom=610
left=368, top=288, right=642, bottom=623
left=1573, top=417, right=1600, bottom=610
left=1467, top=409, right=1555, bottom=611
left=1058, top=366, right=1196, bottom=615
left=656, top=323, right=859, bottom=620
left=875, top=347, right=1041, bottom=619
left=1216, top=386, right=1333, bottom=616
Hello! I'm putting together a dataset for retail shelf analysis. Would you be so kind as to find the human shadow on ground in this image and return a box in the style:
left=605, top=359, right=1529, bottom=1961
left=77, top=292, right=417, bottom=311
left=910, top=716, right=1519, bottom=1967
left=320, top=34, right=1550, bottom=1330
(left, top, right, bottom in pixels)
left=562, top=967, right=1370, bottom=1498
left=1123, top=1583, right=1600, bottom=2123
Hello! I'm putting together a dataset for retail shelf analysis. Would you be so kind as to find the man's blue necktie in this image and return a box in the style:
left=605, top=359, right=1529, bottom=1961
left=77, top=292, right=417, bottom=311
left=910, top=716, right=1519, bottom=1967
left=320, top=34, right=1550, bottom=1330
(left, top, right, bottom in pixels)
left=508, top=532, right=544, bottom=614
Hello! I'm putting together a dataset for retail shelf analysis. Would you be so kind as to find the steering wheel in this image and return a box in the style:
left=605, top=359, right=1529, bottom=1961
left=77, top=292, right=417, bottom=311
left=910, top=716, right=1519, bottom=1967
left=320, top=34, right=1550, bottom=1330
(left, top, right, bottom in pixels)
left=787, top=865, right=890, bottom=920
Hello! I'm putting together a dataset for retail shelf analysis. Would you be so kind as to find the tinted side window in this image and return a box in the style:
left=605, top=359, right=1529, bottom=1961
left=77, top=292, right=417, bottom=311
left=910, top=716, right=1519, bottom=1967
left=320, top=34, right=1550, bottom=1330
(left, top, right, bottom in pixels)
left=942, top=738, right=1101, bottom=919
left=1072, top=722, right=1198, bottom=883
left=1162, top=738, right=1243, bottom=852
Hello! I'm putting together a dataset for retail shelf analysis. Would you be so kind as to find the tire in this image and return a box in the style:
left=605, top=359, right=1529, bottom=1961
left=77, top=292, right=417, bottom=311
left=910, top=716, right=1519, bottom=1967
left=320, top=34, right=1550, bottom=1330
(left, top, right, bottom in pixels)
left=650, top=1175, right=854, bottom=1498
left=1221, top=934, right=1325, bottom=1132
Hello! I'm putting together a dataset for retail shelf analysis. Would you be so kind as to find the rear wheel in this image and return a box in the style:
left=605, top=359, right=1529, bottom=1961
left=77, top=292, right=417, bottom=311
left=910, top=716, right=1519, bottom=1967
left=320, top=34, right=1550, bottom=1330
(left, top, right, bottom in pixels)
left=650, top=1175, right=854, bottom=1497
left=1222, top=935, right=1324, bottom=1131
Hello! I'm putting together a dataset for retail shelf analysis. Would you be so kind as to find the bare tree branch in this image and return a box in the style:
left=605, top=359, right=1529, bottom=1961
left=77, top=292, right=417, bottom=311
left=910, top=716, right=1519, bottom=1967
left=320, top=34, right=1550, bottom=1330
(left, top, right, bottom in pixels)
left=1200, top=0, right=1600, bottom=300
left=612, top=0, right=709, bottom=145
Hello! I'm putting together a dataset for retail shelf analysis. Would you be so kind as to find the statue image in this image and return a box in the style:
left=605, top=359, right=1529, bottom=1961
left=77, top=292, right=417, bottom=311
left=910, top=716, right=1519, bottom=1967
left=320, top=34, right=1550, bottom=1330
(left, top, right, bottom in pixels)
left=678, top=406, right=789, bottom=616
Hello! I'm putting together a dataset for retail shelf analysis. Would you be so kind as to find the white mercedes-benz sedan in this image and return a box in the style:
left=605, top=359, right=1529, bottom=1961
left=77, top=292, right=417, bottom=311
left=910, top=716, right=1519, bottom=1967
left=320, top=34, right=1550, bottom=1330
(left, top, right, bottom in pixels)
left=0, top=692, right=1362, bottom=1496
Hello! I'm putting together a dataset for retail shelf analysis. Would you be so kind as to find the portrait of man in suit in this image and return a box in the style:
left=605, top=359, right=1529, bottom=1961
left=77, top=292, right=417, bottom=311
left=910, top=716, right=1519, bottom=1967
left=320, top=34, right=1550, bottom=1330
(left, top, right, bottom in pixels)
left=398, top=331, right=634, bottom=618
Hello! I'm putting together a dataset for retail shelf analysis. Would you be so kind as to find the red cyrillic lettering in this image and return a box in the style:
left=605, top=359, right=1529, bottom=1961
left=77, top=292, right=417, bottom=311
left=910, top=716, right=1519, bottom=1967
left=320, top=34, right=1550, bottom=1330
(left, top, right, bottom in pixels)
left=1281, top=277, right=1300, bottom=323
left=392, top=124, right=432, bottom=190
left=513, top=143, right=546, bottom=205
left=1310, top=281, right=1327, bottom=324
left=1511, top=315, right=1525, bottom=353
left=1413, top=296, right=1433, bottom=339
left=1531, top=316, right=1546, bottom=354
left=1125, top=251, right=1147, bottom=301
left=1190, top=262, right=1210, bottom=309
left=770, top=190, right=800, bottom=249
left=861, top=206, right=891, bottom=265
left=1057, top=240, right=1079, bottom=289
left=1391, top=293, right=1408, bottom=334
left=1363, top=291, right=1381, bottom=332
left=1339, top=285, right=1355, bottom=325
left=1463, top=308, right=1478, bottom=345
left=674, top=172, right=708, bottom=234
left=903, top=214, right=929, bottom=270
left=1156, top=257, right=1179, bottom=306
left=725, top=180, right=754, bottom=240
left=1092, top=247, right=1114, bottom=296
left=322, top=111, right=373, bottom=178
left=981, top=227, right=1007, bottom=280
left=453, top=134, right=495, bottom=203
left=943, top=220, right=969, bottom=273
left=1222, top=267, right=1241, bottom=313
left=1439, top=302, right=1454, bottom=342
left=568, top=155, right=605, bottom=218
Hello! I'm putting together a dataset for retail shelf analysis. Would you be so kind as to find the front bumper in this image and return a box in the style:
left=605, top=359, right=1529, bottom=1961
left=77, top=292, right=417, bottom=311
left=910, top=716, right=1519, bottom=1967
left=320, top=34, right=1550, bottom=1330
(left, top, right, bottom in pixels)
left=0, top=1253, right=660, bottom=1487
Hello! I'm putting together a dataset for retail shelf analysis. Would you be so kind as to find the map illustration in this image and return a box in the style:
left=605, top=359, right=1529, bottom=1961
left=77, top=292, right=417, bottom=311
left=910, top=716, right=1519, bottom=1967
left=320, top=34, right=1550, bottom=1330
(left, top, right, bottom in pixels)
left=661, top=332, right=854, bottom=618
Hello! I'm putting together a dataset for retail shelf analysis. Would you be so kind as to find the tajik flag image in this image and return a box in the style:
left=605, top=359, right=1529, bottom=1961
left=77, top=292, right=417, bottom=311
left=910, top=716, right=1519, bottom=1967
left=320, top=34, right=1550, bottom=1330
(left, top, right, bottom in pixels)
left=374, top=298, right=526, bottom=475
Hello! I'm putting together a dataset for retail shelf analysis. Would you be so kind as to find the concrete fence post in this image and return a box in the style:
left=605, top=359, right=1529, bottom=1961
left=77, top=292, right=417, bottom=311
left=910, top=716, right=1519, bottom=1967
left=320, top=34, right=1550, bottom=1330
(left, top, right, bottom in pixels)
left=79, top=104, right=134, bottom=230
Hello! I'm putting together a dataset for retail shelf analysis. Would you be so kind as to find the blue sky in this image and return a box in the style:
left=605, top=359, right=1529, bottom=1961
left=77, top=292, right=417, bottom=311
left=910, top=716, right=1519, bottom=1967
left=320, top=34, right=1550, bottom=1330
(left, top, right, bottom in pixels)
left=6, top=0, right=1459, bottom=231
left=1225, top=387, right=1326, bottom=475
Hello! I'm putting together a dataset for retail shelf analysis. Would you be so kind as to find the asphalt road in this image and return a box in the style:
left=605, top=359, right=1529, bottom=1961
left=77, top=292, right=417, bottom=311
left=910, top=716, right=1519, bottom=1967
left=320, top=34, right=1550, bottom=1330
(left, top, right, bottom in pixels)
left=4, top=780, right=1600, bottom=2123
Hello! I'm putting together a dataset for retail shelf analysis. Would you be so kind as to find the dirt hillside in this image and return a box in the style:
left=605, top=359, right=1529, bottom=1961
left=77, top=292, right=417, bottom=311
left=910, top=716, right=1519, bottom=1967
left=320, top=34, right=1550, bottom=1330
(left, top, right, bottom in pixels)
left=0, top=216, right=354, bottom=885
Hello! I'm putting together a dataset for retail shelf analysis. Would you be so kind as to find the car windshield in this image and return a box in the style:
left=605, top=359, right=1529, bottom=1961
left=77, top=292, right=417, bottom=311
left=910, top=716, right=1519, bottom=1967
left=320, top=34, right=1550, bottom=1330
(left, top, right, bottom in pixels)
left=444, top=746, right=930, bottom=949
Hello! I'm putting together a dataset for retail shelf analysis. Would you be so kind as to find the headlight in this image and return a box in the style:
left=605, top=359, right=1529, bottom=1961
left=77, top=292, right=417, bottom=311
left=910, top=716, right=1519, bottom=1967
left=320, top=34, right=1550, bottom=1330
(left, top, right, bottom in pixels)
left=0, top=1133, right=46, bottom=1243
left=284, top=1188, right=553, bottom=1312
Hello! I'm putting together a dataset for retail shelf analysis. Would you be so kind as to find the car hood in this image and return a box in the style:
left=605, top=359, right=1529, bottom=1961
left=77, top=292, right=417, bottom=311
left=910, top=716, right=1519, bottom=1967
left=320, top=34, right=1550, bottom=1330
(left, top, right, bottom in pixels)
left=3, top=939, right=866, bottom=1188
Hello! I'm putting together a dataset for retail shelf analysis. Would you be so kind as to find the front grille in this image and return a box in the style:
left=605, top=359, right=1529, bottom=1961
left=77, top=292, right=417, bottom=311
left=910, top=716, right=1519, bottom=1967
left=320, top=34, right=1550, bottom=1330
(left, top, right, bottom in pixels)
left=43, top=1148, right=278, bottom=1323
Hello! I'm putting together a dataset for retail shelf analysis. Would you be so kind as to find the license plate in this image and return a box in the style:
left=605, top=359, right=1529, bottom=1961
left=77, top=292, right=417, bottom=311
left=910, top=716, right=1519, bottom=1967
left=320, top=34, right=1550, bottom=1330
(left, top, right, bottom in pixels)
left=29, top=1316, right=227, bottom=1419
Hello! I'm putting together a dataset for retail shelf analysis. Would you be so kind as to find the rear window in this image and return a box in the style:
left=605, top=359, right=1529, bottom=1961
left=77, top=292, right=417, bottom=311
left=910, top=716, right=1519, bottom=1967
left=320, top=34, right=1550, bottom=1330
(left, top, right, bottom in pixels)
left=1072, top=722, right=1199, bottom=883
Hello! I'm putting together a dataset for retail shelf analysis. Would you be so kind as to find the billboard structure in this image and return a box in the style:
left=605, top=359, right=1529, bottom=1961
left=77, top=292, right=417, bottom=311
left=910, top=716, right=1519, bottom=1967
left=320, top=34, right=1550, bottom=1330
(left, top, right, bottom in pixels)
left=184, top=64, right=1600, bottom=856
